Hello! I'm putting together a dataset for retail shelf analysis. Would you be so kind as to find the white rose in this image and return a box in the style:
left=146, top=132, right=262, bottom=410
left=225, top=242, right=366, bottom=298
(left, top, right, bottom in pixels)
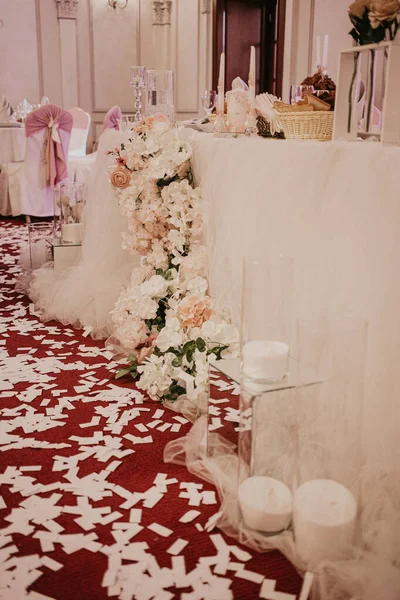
left=140, top=275, right=170, bottom=299
left=135, top=294, right=159, bottom=320
left=156, top=317, right=184, bottom=352
left=186, top=276, right=208, bottom=297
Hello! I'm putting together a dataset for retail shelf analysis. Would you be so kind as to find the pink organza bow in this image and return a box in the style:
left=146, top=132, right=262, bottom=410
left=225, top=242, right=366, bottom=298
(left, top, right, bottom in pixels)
left=103, top=105, right=122, bottom=131
left=25, top=104, right=73, bottom=187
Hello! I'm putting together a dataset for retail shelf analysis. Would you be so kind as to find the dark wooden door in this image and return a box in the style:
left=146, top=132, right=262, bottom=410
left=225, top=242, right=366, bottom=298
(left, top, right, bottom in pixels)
left=213, top=0, right=286, bottom=97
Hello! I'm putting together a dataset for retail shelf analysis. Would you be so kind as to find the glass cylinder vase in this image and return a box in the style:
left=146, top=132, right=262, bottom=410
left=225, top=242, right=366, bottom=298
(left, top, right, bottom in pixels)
left=28, top=222, right=54, bottom=270
left=146, top=69, right=174, bottom=122
left=293, top=315, right=368, bottom=570
left=54, top=182, right=85, bottom=245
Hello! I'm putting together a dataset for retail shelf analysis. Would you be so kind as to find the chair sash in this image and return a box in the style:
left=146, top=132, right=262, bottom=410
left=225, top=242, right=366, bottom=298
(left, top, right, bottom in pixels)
left=25, top=104, right=73, bottom=188
left=103, top=105, right=122, bottom=131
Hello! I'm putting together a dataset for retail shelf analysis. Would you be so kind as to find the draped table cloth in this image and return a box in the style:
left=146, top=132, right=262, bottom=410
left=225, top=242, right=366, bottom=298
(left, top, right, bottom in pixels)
left=192, top=134, right=400, bottom=470
left=0, top=125, right=26, bottom=164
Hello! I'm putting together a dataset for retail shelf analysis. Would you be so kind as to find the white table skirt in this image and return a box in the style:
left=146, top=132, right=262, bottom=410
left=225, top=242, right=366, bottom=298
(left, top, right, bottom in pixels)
left=0, top=126, right=26, bottom=164
left=192, top=134, right=400, bottom=468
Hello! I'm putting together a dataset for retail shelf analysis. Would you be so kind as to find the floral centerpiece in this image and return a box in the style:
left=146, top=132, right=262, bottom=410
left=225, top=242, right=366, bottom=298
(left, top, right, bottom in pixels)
left=107, top=115, right=238, bottom=406
left=349, top=0, right=399, bottom=45
left=347, top=0, right=400, bottom=132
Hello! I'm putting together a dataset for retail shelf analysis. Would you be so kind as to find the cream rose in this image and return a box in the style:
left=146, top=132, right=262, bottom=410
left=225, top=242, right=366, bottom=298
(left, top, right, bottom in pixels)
left=110, top=168, right=131, bottom=189
left=178, top=295, right=213, bottom=328
left=369, top=0, right=399, bottom=27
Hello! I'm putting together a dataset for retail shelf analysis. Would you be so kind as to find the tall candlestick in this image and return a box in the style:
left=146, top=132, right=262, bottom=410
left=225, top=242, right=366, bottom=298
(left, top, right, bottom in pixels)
left=322, top=34, right=329, bottom=73
left=316, top=36, right=321, bottom=72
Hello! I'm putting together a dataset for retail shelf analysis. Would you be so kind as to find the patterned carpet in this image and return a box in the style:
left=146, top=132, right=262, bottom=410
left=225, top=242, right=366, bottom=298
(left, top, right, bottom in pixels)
left=0, top=218, right=302, bottom=600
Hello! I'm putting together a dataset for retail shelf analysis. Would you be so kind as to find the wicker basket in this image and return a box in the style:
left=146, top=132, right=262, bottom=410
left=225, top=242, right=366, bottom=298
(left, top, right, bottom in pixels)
left=278, top=111, right=334, bottom=141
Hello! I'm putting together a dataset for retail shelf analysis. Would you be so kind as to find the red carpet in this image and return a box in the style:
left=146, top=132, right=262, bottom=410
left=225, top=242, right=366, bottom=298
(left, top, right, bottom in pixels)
left=0, top=218, right=302, bottom=599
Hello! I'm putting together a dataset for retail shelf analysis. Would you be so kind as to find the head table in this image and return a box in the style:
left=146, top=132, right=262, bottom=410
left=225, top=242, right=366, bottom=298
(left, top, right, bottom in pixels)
left=191, top=133, right=400, bottom=469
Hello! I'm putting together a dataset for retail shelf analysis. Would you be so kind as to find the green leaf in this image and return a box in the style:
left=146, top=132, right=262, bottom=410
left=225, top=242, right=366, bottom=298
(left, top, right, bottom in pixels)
left=115, top=368, right=132, bottom=379
left=172, top=356, right=183, bottom=367
left=196, top=337, right=206, bottom=352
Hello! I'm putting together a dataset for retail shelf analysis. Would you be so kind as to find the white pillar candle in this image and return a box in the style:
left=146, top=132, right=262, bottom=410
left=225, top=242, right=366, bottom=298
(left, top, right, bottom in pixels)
left=316, top=36, right=321, bottom=71
left=249, top=45, right=256, bottom=104
left=239, top=476, right=293, bottom=533
left=293, top=479, right=357, bottom=568
left=217, top=52, right=225, bottom=114
left=322, top=34, right=329, bottom=73
left=242, top=340, right=289, bottom=383
left=30, top=239, right=48, bottom=270
left=61, top=223, right=83, bottom=244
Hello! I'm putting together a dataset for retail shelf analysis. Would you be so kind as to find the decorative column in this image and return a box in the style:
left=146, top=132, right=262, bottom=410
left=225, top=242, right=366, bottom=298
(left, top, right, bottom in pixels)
left=55, top=0, right=79, bottom=109
left=151, top=1, right=173, bottom=69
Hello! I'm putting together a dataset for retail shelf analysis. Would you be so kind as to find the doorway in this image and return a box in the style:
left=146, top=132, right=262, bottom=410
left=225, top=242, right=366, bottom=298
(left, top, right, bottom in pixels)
left=213, top=0, right=286, bottom=97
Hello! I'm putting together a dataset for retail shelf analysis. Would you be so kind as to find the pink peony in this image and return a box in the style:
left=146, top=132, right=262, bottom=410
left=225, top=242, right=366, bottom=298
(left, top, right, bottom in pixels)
left=178, top=295, right=213, bottom=328
left=177, top=159, right=191, bottom=179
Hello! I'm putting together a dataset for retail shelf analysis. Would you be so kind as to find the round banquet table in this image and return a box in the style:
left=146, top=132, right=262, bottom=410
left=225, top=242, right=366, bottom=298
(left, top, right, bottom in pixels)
left=191, top=133, right=400, bottom=473
left=0, top=125, right=26, bottom=163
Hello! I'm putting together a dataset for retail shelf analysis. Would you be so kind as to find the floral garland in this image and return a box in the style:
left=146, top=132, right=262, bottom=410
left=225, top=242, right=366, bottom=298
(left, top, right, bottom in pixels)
left=108, top=115, right=238, bottom=404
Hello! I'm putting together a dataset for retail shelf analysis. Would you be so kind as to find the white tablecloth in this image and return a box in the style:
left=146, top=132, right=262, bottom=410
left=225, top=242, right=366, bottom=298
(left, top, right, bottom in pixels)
left=0, top=126, right=26, bottom=164
left=192, top=134, right=400, bottom=467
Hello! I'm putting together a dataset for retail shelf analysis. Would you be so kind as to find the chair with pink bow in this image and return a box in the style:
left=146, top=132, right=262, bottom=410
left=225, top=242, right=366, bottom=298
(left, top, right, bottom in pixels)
left=4, top=104, right=73, bottom=217
left=103, top=106, right=122, bottom=131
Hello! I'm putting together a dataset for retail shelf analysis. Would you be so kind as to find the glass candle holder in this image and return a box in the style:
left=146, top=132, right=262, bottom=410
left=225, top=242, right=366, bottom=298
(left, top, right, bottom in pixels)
left=241, top=256, right=293, bottom=393
left=146, top=69, right=174, bottom=122
left=129, top=66, right=146, bottom=123
left=28, top=222, right=54, bottom=270
left=293, top=315, right=368, bottom=570
left=54, top=182, right=85, bottom=245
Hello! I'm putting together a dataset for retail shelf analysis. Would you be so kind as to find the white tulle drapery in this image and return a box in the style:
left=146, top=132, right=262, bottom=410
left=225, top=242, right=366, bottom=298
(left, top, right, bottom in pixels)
left=29, top=129, right=139, bottom=338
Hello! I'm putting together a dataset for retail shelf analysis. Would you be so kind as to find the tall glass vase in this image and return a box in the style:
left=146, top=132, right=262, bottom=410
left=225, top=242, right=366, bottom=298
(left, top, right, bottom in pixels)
left=146, top=70, right=174, bottom=122
left=294, top=315, right=368, bottom=570
left=237, top=257, right=294, bottom=540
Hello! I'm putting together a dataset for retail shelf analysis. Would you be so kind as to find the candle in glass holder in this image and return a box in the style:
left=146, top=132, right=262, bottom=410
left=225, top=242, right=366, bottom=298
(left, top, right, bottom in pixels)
left=242, top=340, right=289, bottom=383
left=239, top=476, right=293, bottom=533
left=293, top=479, right=357, bottom=567
left=30, top=239, right=48, bottom=270
left=61, top=223, right=83, bottom=244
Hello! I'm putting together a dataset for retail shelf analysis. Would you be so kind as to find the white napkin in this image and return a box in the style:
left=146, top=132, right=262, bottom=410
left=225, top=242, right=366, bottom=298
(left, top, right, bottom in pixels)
left=0, top=94, right=14, bottom=122
left=231, top=77, right=248, bottom=92
left=255, top=93, right=282, bottom=135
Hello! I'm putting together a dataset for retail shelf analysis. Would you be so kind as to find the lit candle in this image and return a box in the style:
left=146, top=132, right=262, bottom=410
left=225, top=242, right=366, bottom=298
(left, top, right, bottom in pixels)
left=322, top=34, right=329, bottom=73
left=293, top=479, right=357, bottom=568
left=242, top=340, right=289, bottom=383
left=61, top=223, right=83, bottom=244
left=239, top=476, right=293, bottom=533
left=316, top=36, right=321, bottom=72
left=218, top=52, right=225, bottom=115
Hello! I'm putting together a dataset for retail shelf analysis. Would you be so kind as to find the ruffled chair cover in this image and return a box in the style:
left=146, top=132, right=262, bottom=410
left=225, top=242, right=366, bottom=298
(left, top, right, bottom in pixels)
left=5, top=104, right=72, bottom=217
left=103, top=106, right=122, bottom=131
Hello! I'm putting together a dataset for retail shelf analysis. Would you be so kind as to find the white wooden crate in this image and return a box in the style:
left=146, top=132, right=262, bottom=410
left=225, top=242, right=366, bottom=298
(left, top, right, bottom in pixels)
left=333, top=39, right=400, bottom=144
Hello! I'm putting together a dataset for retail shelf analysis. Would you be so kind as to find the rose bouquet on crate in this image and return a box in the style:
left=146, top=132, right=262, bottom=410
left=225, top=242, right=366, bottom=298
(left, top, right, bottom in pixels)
left=108, top=115, right=238, bottom=406
left=349, top=0, right=400, bottom=44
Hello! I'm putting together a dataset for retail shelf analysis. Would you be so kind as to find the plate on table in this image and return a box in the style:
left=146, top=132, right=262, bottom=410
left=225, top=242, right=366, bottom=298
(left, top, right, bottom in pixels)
left=182, top=118, right=214, bottom=133
left=0, top=122, right=24, bottom=128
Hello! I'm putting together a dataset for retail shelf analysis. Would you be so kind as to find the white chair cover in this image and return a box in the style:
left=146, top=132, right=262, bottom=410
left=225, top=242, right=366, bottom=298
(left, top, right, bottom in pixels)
left=4, top=107, right=72, bottom=217
left=0, top=94, right=14, bottom=122
left=68, top=107, right=91, bottom=158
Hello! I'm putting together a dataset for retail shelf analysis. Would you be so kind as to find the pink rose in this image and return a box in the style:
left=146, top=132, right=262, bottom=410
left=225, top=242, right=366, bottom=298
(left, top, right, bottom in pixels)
left=178, top=295, right=213, bottom=328
left=137, top=333, right=158, bottom=364
left=110, top=168, right=131, bottom=189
